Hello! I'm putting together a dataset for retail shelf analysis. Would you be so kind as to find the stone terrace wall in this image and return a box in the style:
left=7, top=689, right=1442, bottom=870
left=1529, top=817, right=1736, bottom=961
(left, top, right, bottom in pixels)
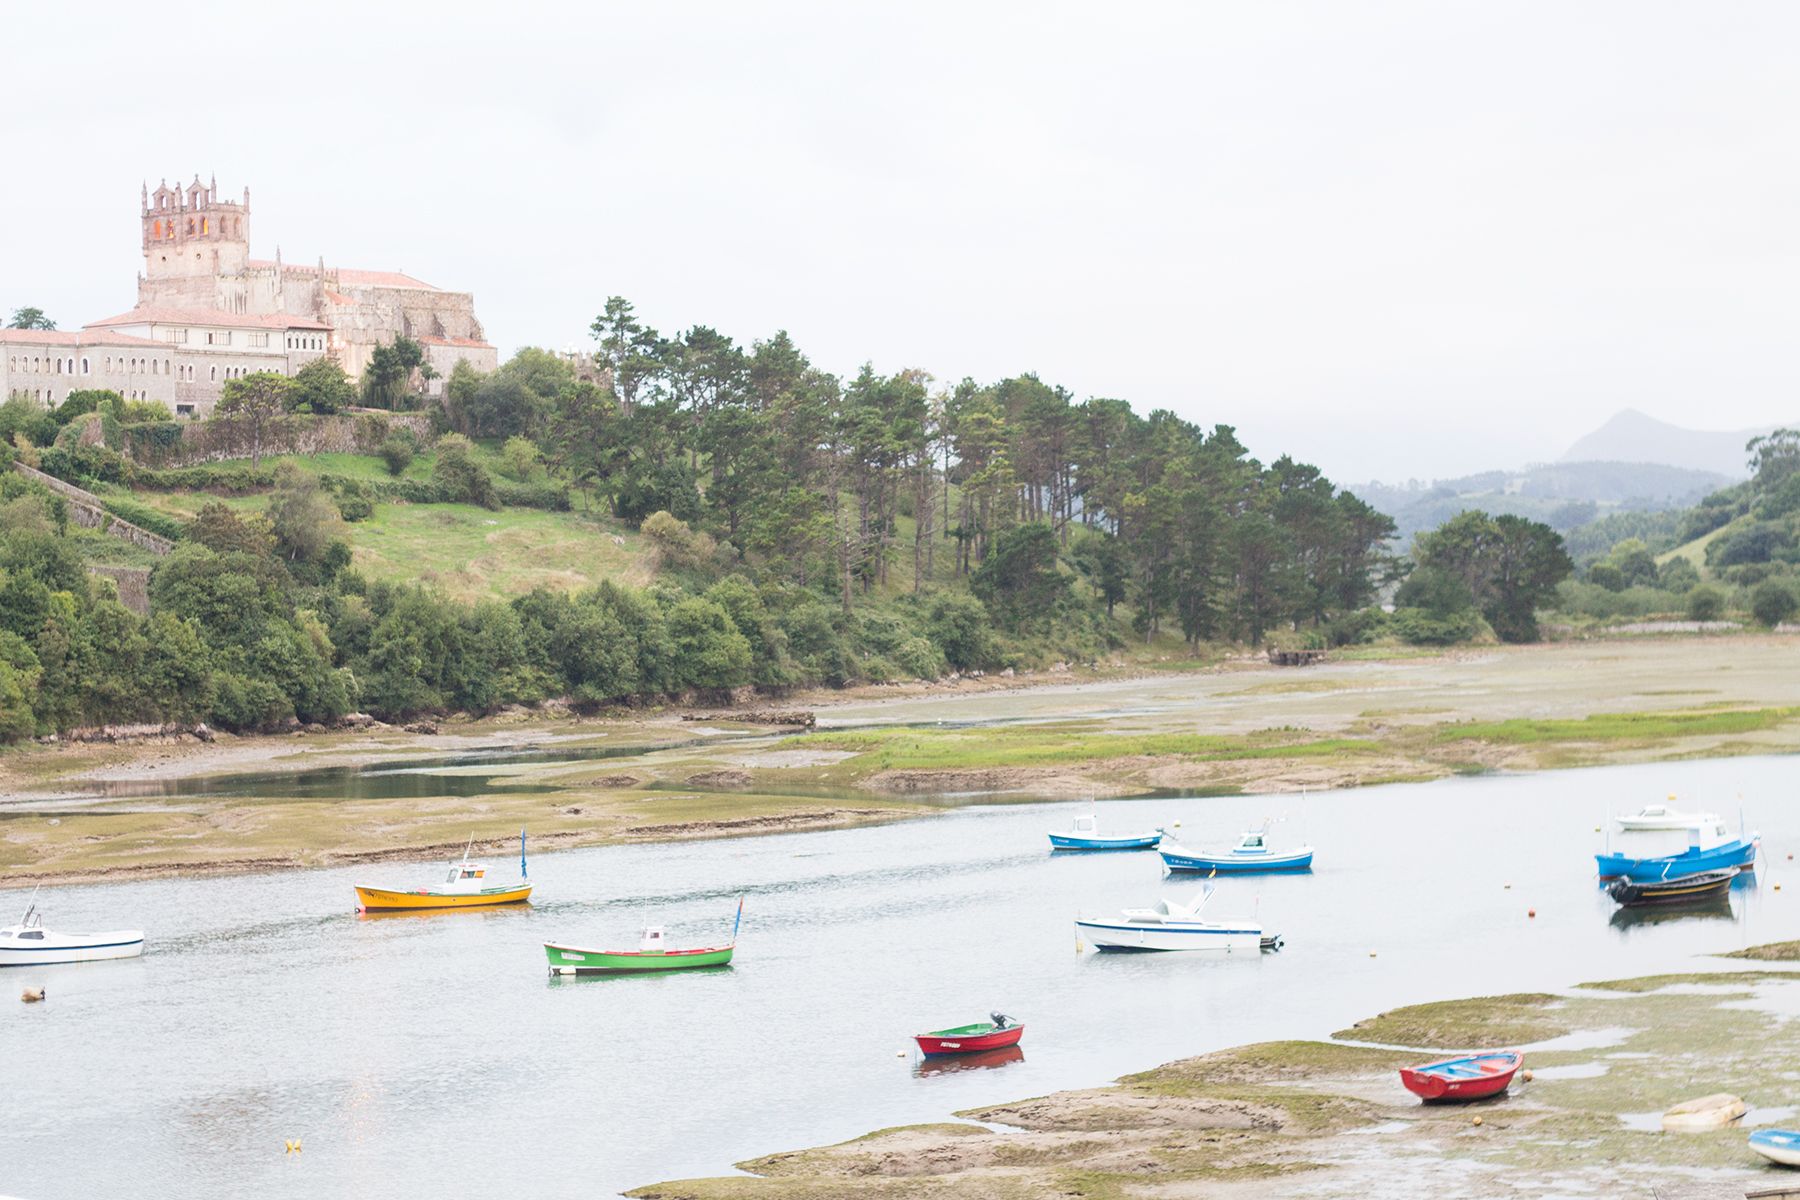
left=127, top=410, right=435, bottom=467
left=11, top=462, right=175, bottom=555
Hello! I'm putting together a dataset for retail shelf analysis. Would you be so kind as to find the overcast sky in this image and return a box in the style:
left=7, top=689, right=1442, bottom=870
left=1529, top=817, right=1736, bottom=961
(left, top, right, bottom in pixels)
left=8, top=2, right=1797, bottom=482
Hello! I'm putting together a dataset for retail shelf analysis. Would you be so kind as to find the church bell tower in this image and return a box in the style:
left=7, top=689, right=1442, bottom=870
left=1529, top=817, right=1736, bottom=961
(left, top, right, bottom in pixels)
left=142, top=174, right=250, bottom=284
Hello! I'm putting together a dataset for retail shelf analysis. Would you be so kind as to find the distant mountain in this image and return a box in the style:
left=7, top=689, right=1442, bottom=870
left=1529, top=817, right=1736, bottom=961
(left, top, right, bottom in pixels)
left=1559, top=408, right=1773, bottom=479
left=1353, top=459, right=1731, bottom=548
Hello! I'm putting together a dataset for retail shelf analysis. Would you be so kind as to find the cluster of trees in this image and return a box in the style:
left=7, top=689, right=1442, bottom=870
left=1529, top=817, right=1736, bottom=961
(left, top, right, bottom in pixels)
left=7, top=306, right=55, bottom=331
left=0, top=466, right=1014, bottom=741
left=434, top=297, right=1398, bottom=647
left=0, top=293, right=1621, bottom=742
left=1389, top=510, right=1573, bottom=644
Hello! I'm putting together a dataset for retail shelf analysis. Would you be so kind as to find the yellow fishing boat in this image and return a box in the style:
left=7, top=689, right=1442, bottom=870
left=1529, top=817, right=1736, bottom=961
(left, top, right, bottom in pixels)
left=354, top=833, right=533, bottom=912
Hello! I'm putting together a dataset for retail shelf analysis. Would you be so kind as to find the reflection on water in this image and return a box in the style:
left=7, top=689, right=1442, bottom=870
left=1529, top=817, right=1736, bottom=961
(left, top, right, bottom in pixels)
left=7, top=754, right=1800, bottom=1200
left=1609, top=899, right=1735, bottom=931
left=914, top=1046, right=1026, bottom=1076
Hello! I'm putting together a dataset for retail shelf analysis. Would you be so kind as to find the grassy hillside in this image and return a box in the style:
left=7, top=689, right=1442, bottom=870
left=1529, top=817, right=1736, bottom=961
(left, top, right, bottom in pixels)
left=99, top=449, right=654, bottom=602
left=1656, top=518, right=1738, bottom=572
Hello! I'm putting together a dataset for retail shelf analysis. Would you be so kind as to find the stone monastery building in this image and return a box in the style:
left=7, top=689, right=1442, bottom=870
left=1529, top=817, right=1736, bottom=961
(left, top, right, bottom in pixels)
left=2, top=175, right=496, bottom=416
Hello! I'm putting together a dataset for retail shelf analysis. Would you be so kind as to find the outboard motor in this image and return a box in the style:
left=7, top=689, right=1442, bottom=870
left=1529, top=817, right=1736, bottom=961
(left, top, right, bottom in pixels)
left=990, top=1012, right=1012, bottom=1029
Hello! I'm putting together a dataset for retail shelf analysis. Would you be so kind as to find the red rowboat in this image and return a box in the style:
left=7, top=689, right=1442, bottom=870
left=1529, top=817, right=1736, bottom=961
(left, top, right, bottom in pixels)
left=1399, top=1051, right=1523, bottom=1102
left=914, top=1013, right=1024, bottom=1056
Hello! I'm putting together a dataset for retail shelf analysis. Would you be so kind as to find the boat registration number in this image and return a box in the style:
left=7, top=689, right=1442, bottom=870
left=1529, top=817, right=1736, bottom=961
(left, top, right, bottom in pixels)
left=562, top=953, right=586, bottom=961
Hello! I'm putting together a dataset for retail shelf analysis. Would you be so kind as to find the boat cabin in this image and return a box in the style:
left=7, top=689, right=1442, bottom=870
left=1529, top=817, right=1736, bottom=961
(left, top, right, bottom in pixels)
left=1234, top=830, right=1269, bottom=853
left=1071, top=814, right=1098, bottom=835
left=638, top=926, right=667, bottom=953
left=1688, top=820, right=1735, bottom=851
left=445, top=861, right=488, bottom=884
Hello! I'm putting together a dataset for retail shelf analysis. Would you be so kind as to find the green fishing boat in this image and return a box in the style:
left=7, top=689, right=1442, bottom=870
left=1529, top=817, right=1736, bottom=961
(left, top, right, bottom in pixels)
left=545, top=899, right=743, bottom=976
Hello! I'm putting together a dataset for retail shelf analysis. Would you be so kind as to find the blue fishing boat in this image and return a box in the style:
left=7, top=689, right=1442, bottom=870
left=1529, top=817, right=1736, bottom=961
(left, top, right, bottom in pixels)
left=1594, top=816, right=1759, bottom=880
left=1048, top=813, right=1164, bottom=851
left=1159, top=825, right=1314, bottom=874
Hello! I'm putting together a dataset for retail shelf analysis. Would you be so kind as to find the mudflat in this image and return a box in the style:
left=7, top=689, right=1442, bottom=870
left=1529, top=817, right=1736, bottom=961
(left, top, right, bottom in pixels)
left=630, top=961, right=1800, bottom=1199
left=4, top=635, right=1799, bottom=887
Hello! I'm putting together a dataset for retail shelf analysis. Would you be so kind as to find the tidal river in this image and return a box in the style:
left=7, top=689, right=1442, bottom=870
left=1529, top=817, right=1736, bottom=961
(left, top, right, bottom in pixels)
left=5, top=754, right=1797, bottom=1198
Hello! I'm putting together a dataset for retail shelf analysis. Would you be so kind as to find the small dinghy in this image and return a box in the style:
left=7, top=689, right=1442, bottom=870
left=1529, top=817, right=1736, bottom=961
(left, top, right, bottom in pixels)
left=1663, top=1092, right=1746, bottom=1131
left=1075, top=885, right=1263, bottom=952
left=546, top=899, right=743, bottom=976
left=1750, top=1128, right=1800, bottom=1167
left=0, top=894, right=143, bottom=967
left=1160, top=824, right=1313, bottom=874
left=1595, top=818, right=1758, bottom=880
left=1608, top=868, right=1735, bottom=908
left=1399, top=1051, right=1522, bottom=1103
left=1616, top=798, right=1717, bottom=832
left=355, top=833, right=533, bottom=912
left=914, top=1012, right=1024, bottom=1056
left=1048, top=812, right=1163, bottom=851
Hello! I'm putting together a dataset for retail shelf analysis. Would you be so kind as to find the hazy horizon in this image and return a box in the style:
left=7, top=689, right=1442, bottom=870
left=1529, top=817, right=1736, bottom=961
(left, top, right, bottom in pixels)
left=7, top=2, right=1798, bottom=483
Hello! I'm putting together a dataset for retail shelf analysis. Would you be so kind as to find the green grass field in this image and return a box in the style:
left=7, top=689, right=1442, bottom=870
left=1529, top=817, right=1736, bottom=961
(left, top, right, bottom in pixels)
left=107, top=450, right=653, bottom=601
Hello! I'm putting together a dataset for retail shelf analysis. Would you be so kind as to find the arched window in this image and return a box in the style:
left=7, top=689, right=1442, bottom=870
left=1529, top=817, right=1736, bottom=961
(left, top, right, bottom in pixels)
left=209, top=365, right=217, bottom=382
left=186, top=218, right=195, bottom=235
left=81, top=358, right=89, bottom=375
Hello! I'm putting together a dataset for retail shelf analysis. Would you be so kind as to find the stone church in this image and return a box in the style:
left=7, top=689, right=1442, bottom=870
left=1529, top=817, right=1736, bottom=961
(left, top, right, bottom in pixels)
left=2, top=175, right=496, bottom=416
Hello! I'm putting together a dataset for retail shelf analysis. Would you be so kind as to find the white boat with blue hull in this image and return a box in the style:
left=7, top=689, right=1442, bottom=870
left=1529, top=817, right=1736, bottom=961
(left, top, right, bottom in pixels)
left=1160, top=825, right=1314, bottom=874
left=1750, top=1127, right=1800, bottom=1166
left=0, top=896, right=144, bottom=967
left=1595, top=816, right=1759, bottom=880
left=1048, top=813, right=1164, bottom=851
left=1076, top=887, right=1264, bottom=952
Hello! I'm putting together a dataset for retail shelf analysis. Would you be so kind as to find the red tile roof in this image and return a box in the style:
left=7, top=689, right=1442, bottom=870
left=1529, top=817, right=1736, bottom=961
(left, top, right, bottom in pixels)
left=85, top=305, right=330, bottom=331
left=0, top=328, right=165, bottom=347
left=246, top=260, right=439, bottom=290
left=337, top=268, right=439, bottom=290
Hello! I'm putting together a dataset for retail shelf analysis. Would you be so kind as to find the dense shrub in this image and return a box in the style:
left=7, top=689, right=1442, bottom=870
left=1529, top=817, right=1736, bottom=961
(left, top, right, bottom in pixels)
left=1391, top=607, right=1485, bottom=645
left=493, top=479, right=571, bottom=511
left=1325, top=606, right=1389, bottom=646
left=1657, top=557, right=1701, bottom=591
left=1686, top=584, right=1727, bottom=621
left=431, top=434, right=498, bottom=509
left=926, top=592, right=993, bottom=670
left=133, top=463, right=275, bottom=493
left=378, top=437, right=414, bottom=477
left=1751, top=579, right=1798, bottom=628
left=38, top=443, right=128, bottom=485
left=1586, top=563, right=1626, bottom=592
left=98, top=497, right=185, bottom=542
left=1707, top=521, right=1793, bottom=568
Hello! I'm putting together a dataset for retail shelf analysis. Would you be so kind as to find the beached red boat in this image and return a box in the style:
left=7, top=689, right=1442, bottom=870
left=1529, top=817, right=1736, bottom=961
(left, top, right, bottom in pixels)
left=913, top=1013, right=1024, bottom=1057
left=1399, top=1051, right=1522, bottom=1102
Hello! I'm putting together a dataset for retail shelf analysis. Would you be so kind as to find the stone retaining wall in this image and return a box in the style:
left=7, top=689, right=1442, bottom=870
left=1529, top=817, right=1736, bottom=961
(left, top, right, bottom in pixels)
left=11, top=461, right=176, bottom=555
left=128, top=410, right=435, bottom=467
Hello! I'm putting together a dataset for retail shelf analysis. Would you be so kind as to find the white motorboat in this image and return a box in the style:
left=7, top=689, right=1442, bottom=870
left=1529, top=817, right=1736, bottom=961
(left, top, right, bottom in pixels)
left=1075, top=887, right=1263, bottom=952
left=1616, top=799, right=1718, bottom=832
left=0, top=896, right=144, bottom=967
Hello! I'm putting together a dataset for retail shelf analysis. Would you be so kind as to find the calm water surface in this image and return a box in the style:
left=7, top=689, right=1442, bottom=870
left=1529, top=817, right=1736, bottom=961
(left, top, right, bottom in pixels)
left=5, top=754, right=1798, bottom=1197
